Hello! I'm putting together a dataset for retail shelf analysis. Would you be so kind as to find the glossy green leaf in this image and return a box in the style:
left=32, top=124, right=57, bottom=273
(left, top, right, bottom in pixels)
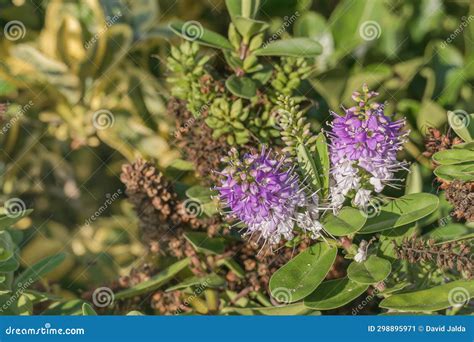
left=347, top=255, right=391, bottom=284
left=269, top=242, right=337, bottom=303
left=0, top=209, right=33, bottom=230
left=304, top=277, right=368, bottom=310
left=126, top=310, right=145, bottom=316
left=434, top=163, right=474, bottom=182
left=297, top=144, right=321, bottom=192
left=322, top=207, right=367, bottom=236
left=226, top=0, right=260, bottom=19
left=165, top=273, right=225, bottom=292
left=115, top=258, right=190, bottom=300
left=380, top=280, right=474, bottom=311
left=0, top=231, right=14, bottom=262
left=14, top=253, right=66, bottom=289
left=169, top=21, right=233, bottom=50
left=225, top=75, right=257, bottom=99
left=233, top=17, right=268, bottom=39
left=405, top=163, right=422, bottom=194
left=42, top=299, right=85, bottom=316
left=359, top=193, right=439, bottom=234
left=82, top=303, right=97, bottom=316
left=221, top=302, right=312, bottom=315
left=185, top=185, right=215, bottom=203
left=448, top=111, right=474, bottom=142
left=432, top=149, right=474, bottom=165
left=315, top=133, right=330, bottom=197
left=254, top=38, right=322, bottom=57
left=184, top=232, right=226, bottom=255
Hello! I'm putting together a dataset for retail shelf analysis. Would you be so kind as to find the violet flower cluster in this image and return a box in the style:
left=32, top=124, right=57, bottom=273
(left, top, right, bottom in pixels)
left=328, top=85, right=408, bottom=211
left=215, top=148, right=323, bottom=245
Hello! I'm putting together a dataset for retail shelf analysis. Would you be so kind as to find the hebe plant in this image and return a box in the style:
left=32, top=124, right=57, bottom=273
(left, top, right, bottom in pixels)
left=167, top=0, right=320, bottom=145
left=156, top=0, right=473, bottom=315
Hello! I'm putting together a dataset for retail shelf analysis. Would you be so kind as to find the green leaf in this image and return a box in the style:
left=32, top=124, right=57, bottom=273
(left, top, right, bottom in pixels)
left=297, top=144, right=321, bottom=192
left=167, top=159, right=195, bottom=171
left=434, top=163, right=474, bottom=182
left=405, top=163, right=422, bottom=194
left=169, top=21, right=233, bottom=50
left=0, top=254, right=19, bottom=272
left=433, top=149, right=474, bottom=165
left=233, top=17, right=268, bottom=40
left=14, top=253, right=66, bottom=289
left=269, top=242, right=337, bottom=303
left=165, top=274, right=225, bottom=292
left=254, top=38, right=322, bottom=57
left=185, top=185, right=215, bottom=202
left=425, top=223, right=473, bottom=243
left=448, top=111, right=474, bottom=142
left=315, top=133, right=330, bottom=197
left=0, top=209, right=33, bottom=230
left=184, top=232, right=226, bottom=255
left=226, top=0, right=260, bottom=19
left=41, top=299, right=85, bottom=316
left=417, top=100, right=447, bottom=133
left=347, top=255, right=392, bottom=284
left=225, top=75, right=257, bottom=99
left=82, top=303, right=97, bottom=316
left=126, top=310, right=145, bottom=316
left=115, top=258, right=190, bottom=300
left=304, top=278, right=368, bottom=310
left=221, top=302, right=312, bottom=315
left=380, top=280, right=474, bottom=312
left=0, top=231, right=15, bottom=262
left=322, top=207, right=367, bottom=236
left=358, top=193, right=439, bottom=234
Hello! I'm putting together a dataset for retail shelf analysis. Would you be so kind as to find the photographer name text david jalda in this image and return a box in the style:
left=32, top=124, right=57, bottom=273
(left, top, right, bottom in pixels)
left=425, top=325, right=466, bottom=332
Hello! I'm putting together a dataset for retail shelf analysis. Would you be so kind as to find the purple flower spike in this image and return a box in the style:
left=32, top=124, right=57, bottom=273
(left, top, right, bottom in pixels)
left=216, top=147, right=306, bottom=245
left=328, top=85, right=409, bottom=210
